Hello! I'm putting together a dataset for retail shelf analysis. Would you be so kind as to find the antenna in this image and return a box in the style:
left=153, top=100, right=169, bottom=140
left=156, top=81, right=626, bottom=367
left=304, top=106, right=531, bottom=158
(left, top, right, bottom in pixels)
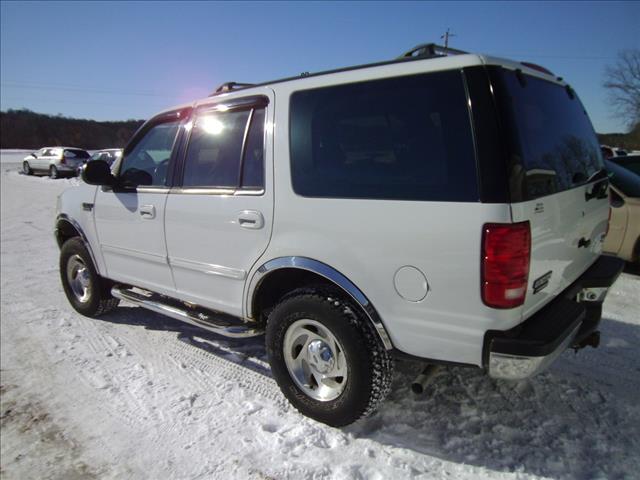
left=441, top=28, right=456, bottom=49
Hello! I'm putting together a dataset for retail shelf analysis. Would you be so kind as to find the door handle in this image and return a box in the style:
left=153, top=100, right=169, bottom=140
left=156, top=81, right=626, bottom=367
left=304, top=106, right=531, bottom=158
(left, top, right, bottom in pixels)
left=237, top=210, right=264, bottom=229
left=140, top=205, right=156, bottom=219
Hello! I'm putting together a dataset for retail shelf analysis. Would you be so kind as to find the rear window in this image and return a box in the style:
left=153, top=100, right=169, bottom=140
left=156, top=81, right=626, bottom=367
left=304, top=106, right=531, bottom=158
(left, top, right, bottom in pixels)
left=64, top=149, right=90, bottom=159
left=491, top=69, right=603, bottom=201
left=289, top=71, right=478, bottom=201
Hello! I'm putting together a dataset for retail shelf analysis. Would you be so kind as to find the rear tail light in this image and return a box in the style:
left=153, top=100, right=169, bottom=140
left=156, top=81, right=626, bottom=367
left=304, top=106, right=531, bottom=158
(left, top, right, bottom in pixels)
left=60, top=154, right=66, bottom=165
left=481, top=222, right=531, bottom=309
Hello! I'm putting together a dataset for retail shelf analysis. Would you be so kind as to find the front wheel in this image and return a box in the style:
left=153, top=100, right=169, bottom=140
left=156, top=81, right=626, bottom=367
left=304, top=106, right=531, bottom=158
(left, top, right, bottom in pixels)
left=266, top=287, right=394, bottom=427
left=49, top=165, right=59, bottom=179
left=60, top=238, right=119, bottom=317
left=22, top=161, right=33, bottom=175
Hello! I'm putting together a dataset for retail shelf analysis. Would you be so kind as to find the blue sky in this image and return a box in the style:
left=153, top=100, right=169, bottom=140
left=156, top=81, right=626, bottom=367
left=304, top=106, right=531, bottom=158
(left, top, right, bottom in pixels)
left=1, top=1, right=638, bottom=132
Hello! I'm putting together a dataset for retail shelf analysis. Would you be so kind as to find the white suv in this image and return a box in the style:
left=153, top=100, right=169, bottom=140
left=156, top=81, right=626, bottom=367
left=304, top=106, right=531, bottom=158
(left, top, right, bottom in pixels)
left=55, top=44, right=623, bottom=426
left=23, top=146, right=90, bottom=178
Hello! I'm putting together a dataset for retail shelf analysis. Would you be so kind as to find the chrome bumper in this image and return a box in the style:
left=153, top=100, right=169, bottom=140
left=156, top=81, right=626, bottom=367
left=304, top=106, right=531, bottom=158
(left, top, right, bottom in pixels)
left=488, top=322, right=581, bottom=380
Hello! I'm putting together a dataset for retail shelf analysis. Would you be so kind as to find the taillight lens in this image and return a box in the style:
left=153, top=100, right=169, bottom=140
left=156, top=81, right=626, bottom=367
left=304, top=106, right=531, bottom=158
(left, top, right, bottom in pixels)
left=481, top=222, right=531, bottom=309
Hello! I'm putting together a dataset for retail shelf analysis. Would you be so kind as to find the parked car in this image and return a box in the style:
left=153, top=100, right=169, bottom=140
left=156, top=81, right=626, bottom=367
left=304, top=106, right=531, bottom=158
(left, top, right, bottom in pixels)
left=609, top=154, right=640, bottom=176
left=55, top=43, right=623, bottom=426
left=23, top=147, right=90, bottom=178
left=600, top=145, right=629, bottom=159
left=77, top=149, right=122, bottom=176
left=603, top=159, right=640, bottom=265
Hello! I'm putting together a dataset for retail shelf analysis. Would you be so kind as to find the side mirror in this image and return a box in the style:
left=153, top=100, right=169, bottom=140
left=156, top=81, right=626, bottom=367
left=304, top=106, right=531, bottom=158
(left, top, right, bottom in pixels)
left=82, top=160, right=114, bottom=186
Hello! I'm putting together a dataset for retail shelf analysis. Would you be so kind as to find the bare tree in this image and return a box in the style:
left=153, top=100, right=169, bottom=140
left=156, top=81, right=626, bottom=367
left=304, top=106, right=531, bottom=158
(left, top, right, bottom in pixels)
left=603, top=49, right=640, bottom=130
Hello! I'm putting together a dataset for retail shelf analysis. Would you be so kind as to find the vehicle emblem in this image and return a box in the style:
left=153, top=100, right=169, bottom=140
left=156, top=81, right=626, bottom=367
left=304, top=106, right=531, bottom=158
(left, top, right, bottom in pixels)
left=533, top=271, right=552, bottom=294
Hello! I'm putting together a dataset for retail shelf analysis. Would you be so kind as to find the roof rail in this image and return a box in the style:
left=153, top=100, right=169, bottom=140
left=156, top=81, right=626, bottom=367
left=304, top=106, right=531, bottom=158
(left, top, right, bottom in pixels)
left=210, top=82, right=256, bottom=96
left=397, top=43, right=468, bottom=60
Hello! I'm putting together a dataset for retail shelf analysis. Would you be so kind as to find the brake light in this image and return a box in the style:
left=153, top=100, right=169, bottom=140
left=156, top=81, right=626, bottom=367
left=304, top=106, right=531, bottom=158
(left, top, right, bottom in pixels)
left=60, top=153, right=66, bottom=165
left=481, top=222, right=531, bottom=309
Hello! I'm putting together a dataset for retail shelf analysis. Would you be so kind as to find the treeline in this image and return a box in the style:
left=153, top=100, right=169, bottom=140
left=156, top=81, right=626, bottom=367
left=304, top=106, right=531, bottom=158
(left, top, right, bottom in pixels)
left=597, top=122, right=640, bottom=151
left=0, top=109, right=145, bottom=150
left=1, top=108, right=638, bottom=152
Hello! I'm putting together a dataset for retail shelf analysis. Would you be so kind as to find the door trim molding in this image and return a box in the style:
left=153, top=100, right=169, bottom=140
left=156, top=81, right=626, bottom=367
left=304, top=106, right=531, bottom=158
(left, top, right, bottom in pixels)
left=169, top=256, right=246, bottom=280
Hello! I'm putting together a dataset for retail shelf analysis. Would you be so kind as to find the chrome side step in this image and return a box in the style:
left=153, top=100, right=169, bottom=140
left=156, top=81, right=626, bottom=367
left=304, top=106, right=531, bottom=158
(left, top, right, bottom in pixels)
left=111, top=286, right=264, bottom=338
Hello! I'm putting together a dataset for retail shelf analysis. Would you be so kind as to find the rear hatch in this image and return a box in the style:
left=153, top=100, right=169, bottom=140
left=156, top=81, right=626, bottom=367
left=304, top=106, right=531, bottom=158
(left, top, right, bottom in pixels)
left=489, top=67, right=609, bottom=318
left=62, top=148, right=90, bottom=167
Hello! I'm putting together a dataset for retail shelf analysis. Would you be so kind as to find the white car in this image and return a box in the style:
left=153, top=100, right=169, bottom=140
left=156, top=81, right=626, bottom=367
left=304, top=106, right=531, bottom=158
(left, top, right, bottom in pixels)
left=23, top=146, right=90, bottom=178
left=77, top=149, right=122, bottom=176
left=55, top=43, right=623, bottom=426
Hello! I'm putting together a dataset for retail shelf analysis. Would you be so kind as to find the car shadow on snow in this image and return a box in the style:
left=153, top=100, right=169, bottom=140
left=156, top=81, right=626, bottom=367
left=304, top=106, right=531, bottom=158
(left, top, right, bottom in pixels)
left=98, top=305, right=271, bottom=377
left=98, top=306, right=640, bottom=478
left=348, top=316, right=640, bottom=479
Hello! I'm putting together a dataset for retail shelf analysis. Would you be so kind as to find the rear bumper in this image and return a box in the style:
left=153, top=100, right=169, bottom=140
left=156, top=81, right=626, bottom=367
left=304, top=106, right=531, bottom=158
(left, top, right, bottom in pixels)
left=56, top=164, right=80, bottom=173
left=486, top=255, right=624, bottom=380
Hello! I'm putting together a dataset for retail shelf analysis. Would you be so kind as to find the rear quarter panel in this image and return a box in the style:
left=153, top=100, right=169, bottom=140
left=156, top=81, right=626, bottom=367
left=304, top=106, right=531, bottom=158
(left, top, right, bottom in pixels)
left=249, top=70, right=523, bottom=367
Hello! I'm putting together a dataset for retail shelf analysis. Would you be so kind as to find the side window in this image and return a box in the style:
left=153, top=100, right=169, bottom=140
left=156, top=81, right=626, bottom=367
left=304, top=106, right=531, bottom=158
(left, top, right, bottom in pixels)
left=119, top=120, right=180, bottom=186
left=289, top=71, right=478, bottom=201
left=182, top=109, right=250, bottom=188
left=241, top=108, right=265, bottom=188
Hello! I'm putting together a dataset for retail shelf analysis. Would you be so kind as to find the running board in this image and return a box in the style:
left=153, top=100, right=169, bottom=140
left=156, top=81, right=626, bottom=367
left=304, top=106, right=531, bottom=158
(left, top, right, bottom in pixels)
left=111, top=286, right=264, bottom=338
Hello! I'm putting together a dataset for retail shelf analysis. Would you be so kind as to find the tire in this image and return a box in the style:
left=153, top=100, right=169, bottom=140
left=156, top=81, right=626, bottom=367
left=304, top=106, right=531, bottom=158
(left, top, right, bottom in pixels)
left=60, top=237, right=119, bottom=317
left=266, top=286, right=393, bottom=427
left=22, top=161, right=33, bottom=175
left=49, top=165, right=58, bottom=179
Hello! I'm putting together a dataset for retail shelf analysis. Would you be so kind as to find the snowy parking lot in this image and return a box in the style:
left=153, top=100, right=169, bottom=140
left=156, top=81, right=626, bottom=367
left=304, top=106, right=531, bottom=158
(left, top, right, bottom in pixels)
left=1, top=151, right=639, bottom=479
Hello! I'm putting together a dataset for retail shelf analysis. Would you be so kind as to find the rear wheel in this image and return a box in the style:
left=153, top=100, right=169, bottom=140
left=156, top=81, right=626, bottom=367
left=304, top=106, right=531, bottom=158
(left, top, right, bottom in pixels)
left=266, top=287, right=393, bottom=427
left=22, top=161, right=33, bottom=175
left=49, top=165, right=59, bottom=179
left=60, top=238, right=119, bottom=317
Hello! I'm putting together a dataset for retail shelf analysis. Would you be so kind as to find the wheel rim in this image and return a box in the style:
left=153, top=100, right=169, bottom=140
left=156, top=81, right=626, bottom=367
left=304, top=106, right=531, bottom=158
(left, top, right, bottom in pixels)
left=50, top=166, right=57, bottom=178
left=66, top=254, right=92, bottom=303
left=23, top=162, right=29, bottom=174
left=283, top=319, right=348, bottom=402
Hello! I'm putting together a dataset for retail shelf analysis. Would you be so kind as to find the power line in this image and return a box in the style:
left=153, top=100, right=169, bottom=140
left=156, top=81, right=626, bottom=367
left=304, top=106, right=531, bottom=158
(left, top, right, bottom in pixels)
left=0, top=81, right=185, bottom=99
left=0, top=96, right=160, bottom=109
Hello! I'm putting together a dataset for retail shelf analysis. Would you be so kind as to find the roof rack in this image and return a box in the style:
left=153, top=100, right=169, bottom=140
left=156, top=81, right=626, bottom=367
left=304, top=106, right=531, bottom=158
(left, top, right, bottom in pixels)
left=207, top=42, right=469, bottom=97
left=210, top=82, right=256, bottom=96
left=397, top=43, right=468, bottom=60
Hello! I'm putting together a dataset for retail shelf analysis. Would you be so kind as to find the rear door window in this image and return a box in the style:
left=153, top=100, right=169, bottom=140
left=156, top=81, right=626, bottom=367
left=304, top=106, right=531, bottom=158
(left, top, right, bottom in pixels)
left=181, top=104, right=266, bottom=190
left=490, top=68, right=603, bottom=201
left=241, top=108, right=265, bottom=189
left=289, top=71, right=478, bottom=201
left=182, top=109, right=251, bottom=188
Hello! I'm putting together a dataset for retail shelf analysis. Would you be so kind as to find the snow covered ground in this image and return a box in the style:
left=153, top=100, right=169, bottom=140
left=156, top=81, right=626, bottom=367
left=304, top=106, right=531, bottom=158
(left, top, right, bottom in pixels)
left=1, top=151, right=639, bottom=479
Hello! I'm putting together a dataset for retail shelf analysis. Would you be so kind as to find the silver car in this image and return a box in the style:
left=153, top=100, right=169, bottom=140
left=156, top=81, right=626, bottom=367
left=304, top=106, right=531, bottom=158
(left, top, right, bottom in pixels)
left=77, top=149, right=122, bottom=176
left=22, top=147, right=90, bottom=178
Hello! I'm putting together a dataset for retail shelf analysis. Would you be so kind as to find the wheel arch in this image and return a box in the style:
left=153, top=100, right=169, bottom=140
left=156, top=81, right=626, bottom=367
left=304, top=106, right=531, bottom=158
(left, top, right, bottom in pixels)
left=55, top=214, right=100, bottom=274
left=246, top=257, right=393, bottom=350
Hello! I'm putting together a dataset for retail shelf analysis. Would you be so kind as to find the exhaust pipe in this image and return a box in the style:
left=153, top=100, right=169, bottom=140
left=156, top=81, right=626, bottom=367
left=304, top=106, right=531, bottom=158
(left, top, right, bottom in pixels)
left=411, top=365, right=440, bottom=394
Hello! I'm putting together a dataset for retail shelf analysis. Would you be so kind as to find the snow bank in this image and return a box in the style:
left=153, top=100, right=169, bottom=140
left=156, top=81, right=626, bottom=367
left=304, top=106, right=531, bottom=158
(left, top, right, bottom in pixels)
left=1, top=159, right=639, bottom=479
